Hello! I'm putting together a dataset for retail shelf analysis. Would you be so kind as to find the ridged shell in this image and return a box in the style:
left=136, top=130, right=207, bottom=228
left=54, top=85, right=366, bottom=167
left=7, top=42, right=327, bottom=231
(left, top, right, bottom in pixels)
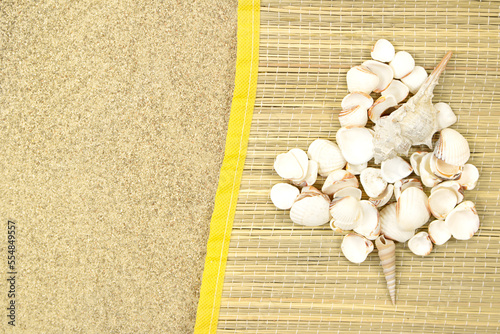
left=375, top=235, right=397, bottom=305
left=408, top=232, right=433, bottom=256
left=394, top=178, right=423, bottom=201
left=371, top=39, right=395, bottom=63
left=341, top=92, right=374, bottom=110
left=339, top=105, right=368, bottom=127
left=401, top=66, right=428, bottom=94
left=354, top=200, right=381, bottom=240
left=322, top=170, right=359, bottom=196
left=341, top=233, right=374, bottom=264
left=396, top=187, right=430, bottom=231
left=434, top=128, right=470, bottom=166
left=445, top=201, right=480, bottom=240
left=290, top=190, right=331, bottom=227
left=381, top=156, right=413, bottom=183
left=329, top=196, right=363, bottom=230
left=380, top=203, right=416, bottom=243
left=307, top=139, right=346, bottom=177
left=362, top=60, right=394, bottom=93
left=381, top=80, right=409, bottom=103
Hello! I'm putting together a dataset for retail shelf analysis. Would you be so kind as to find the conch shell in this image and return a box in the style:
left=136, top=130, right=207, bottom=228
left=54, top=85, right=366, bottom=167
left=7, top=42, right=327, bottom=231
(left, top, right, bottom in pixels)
left=373, top=51, right=453, bottom=163
left=375, top=235, right=397, bottom=305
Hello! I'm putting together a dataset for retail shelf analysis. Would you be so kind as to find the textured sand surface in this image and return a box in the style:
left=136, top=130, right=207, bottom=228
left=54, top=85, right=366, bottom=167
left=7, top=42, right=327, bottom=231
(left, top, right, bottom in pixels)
left=0, top=1, right=237, bottom=333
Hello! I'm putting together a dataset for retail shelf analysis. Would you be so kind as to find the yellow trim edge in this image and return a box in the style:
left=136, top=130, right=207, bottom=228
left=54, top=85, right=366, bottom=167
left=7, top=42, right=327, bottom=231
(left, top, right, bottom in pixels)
left=194, top=1, right=260, bottom=333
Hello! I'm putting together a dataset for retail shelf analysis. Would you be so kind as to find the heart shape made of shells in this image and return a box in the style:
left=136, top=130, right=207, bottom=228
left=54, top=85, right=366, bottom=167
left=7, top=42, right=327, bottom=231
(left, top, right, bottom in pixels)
left=270, top=40, right=480, bottom=305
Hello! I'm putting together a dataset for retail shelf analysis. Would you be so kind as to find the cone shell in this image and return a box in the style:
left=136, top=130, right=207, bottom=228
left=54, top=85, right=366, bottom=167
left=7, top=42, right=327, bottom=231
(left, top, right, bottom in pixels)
left=430, top=154, right=463, bottom=180
left=381, top=80, right=409, bottom=103
left=346, top=162, right=368, bottom=175
left=445, top=201, right=480, bottom=240
left=368, top=95, right=398, bottom=123
left=375, top=235, right=397, bottom=305
left=396, top=187, right=431, bottom=231
left=369, top=184, right=394, bottom=208
left=371, top=39, right=395, bottom=63
left=401, top=66, right=428, bottom=94
left=380, top=203, right=416, bottom=243
left=410, top=151, right=428, bottom=177
left=341, top=92, right=374, bottom=110
left=290, top=187, right=331, bottom=226
left=329, top=196, right=363, bottom=230
left=336, top=127, right=374, bottom=165
left=270, top=183, right=300, bottom=210
left=346, top=66, right=380, bottom=94
left=428, top=219, right=451, bottom=245
left=428, top=188, right=458, bottom=219
left=394, top=178, right=423, bottom=201
left=354, top=200, right=381, bottom=240
left=362, top=60, right=394, bottom=93
left=408, top=232, right=433, bottom=256
left=435, top=102, right=457, bottom=130
left=456, top=164, right=479, bottom=190
left=307, top=139, right=346, bottom=177
left=333, top=186, right=362, bottom=200
left=381, top=156, right=413, bottom=183
left=322, top=169, right=359, bottom=196
left=341, top=233, right=374, bottom=264
left=339, top=105, right=368, bottom=127
left=389, top=51, right=415, bottom=79
left=434, top=128, right=471, bottom=166
left=360, top=167, right=388, bottom=198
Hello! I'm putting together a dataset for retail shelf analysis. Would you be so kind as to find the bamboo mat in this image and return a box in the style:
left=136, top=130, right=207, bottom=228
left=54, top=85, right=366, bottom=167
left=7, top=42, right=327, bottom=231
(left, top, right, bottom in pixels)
left=216, top=0, right=500, bottom=332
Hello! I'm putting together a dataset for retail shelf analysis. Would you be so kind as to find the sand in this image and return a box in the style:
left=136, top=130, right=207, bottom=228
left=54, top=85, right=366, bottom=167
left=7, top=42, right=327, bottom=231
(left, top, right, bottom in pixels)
left=0, top=1, right=237, bottom=333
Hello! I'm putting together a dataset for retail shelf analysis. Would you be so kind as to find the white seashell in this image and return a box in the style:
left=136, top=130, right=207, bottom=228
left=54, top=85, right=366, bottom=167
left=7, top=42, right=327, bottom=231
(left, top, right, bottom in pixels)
left=341, top=233, right=374, bottom=264
left=381, top=156, right=413, bottom=183
left=445, top=201, right=480, bottom=240
left=428, top=220, right=451, bottom=245
left=341, top=92, right=374, bottom=110
left=322, top=169, right=359, bottom=196
left=396, top=187, right=430, bottom=231
left=434, top=128, right=471, bottom=166
left=380, top=203, right=415, bottom=243
left=394, top=178, right=423, bottom=201
left=410, top=151, right=428, bottom=177
left=389, top=51, right=415, bottom=79
left=408, top=232, right=433, bottom=256
left=381, top=80, right=410, bottom=103
left=290, top=188, right=331, bottom=226
left=274, top=151, right=303, bottom=180
left=346, top=66, right=380, bottom=94
left=430, top=154, right=463, bottom=180
left=428, top=188, right=458, bottom=219
left=304, top=160, right=318, bottom=186
left=435, top=102, right=457, bottom=130
left=419, top=152, right=442, bottom=188
left=307, top=139, right=346, bottom=177
left=334, top=186, right=362, bottom=200
left=329, top=196, right=363, bottom=231
left=431, top=180, right=464, bottom=204
left=368, top=95, right=398, bottom=123
left=371, top=39, right=395, bottom=63
left=354, top=200, right=381, bottom=240
left=456, top=164, right=479, bottom=190
left=362, top=60, right=394, bottom=93
left=360, top=168, right=387, bottom=198
left=375, top=235, right=397, bottom=305
left=401, top=66, right=428, bottom=94
left=336, top=127, right=374, bottom=165
left=369, top=184, right=394, bottom=208
left=339, top=105, right=368, bottom=127
left=270, top=183, right=300, bottom=210
left=346, top=162, right=368, bottom=175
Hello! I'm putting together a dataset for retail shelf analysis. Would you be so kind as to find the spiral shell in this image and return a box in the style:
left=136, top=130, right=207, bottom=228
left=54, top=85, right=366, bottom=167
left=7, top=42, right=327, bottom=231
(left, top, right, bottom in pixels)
left=375, top=235, right=397, bottom=305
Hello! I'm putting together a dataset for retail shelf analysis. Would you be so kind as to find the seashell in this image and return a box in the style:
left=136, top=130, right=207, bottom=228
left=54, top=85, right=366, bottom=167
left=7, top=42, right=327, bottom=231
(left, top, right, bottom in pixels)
left=380, top=203, right=416, bottom=243
left=382, top=80, right=410, bottom=103
left=346, top=162, right=368, bottom=176
left=389, top=51, right=415, bottom=79
left=394, top=178, right=423, bottom=201
left=339, top=105, right=368, bottom=127
left=371, top=39, right=395, bottom=63
left=373, top=52, right=453, bottom=163
left=354, top=200, right=381, bottom=240
left=369, top=184, right=394, bottom=208
left=270, top=183, right=300, bottom=210
left=456, top=164, right=479, bottom=190
left=428, top=188, right=458, bottom=219
left=401, top=66, right=428, bottom=94
left=435, top=102, right=457, bottom=130
left=381, top=156, right=413, bottom=183
left=290, top=187, right=331, bottom=226
left=307, top=139, right=346, bottom=177
left=300, top=185, right=324, bottom=195
left=360, top=168, right=388, bottom=198
left=329, top=196, right=363, bottom=230
left=396, top=187, right=430, bottom=231
left=341, top=92, right=374, bottom=110
left=408, top=232, right=433, bottom=256
left=341, top=233, right=374, bottom=264
left=419, top=153, right=442, bottom=188
left=375, top=235, right=397, bottom=305
left=430, top=154, right=463, bottom=180
left=428, top=219, right=451, bottom=245
left=445, top=201, right=480, bottom=240
left=333, top=186, right=362, bottom=200
left=346, top=66, right=380, bottom=94
left=431, top=180, right=464, bottom=203
left=362, top=60, right=394, bottom=93
left=274, top=151, right=304, bottom=180
left=434, top=128, right=471, bottom=167
left=368, top=95, right=398, bottom=123
left=304, top=160, right=318, bottom=186
left=410, top=151, right=428, bottom=176
left=322, top=169, right=359, bottom=196
left=336, top=127, right=374, bottom=165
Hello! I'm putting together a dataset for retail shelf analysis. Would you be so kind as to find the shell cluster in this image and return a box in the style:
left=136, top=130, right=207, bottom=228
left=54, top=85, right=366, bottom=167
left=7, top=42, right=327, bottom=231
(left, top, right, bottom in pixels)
left=269, top=40, right=480, bottom=305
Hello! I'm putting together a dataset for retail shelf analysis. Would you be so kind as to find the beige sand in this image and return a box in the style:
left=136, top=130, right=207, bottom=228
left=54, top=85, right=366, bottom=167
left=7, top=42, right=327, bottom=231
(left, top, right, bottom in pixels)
left=0, top=1, right=237, bottom=333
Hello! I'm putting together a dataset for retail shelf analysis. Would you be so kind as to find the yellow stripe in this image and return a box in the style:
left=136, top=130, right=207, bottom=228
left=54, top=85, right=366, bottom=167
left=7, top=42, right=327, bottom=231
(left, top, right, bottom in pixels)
left=194, top=1, right=260, bottom=333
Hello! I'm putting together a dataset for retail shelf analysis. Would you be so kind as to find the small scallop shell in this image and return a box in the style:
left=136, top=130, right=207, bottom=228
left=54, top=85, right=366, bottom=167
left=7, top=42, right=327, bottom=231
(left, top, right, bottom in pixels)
left=341, top=233, right=374, bottom=264
left=336, top=127, right=374, bottom=165
left=369, top=184, right=394, bottom=208
left=360, top=168, right=388, bottom=198
left=375, top=235, right=397, bottom=305
left=445, top=201, right=480, bottom=240
left=430, top=154, right=463, bottom=180
left=380, top=203, right=416, bottom=243
left=362, top=60, right=394, bottom=92
left=420, top=152, right=442, bottom=188
left=394, top=178, right=423, bottom=201
left=346, top=66, right=380, bottom=94
left=408, top=232, right=433, bottom=256
left=354, top=200, right=381, bottom=240
left=456, top=164, right=479, bottom=190
left=434, top=128, right=471, bottom=166
left=428, top=219, right=451, bottom=245
left=401, top=66, right=428, bottom=94
left=346, top=162, right=368, bottom=175
left=396, top=187, right=431, bottom=231
left=270, top=183, right=300, bottom=210
left=307, top=139, right=346, bottom=177
left=334, top=186, right=362, bottom=200
left=341, top=92, right=374, bottom=110
left=381, top=156, right=413, bottom=183
left=329, top=196, right=363, bottom=231
left=339, top=105, right=368, bottom=127
left=381, top=80, right=410, bottom=103
left=410, top=151, right=428, bottom=177
left=435, top=102, right=457, bottom=130
left=368, top=95, right=398, bottom=123
left=371, top=39, right=395, bottom=63
left=389, top=51, right=415, bottom=79
left=431, top=180, right=464, bottom=203
left=290, top=190, right=331, bottom=227
left=322, top=169, right=359, bottom=196
left=428, top=188, right=458, bottom=219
